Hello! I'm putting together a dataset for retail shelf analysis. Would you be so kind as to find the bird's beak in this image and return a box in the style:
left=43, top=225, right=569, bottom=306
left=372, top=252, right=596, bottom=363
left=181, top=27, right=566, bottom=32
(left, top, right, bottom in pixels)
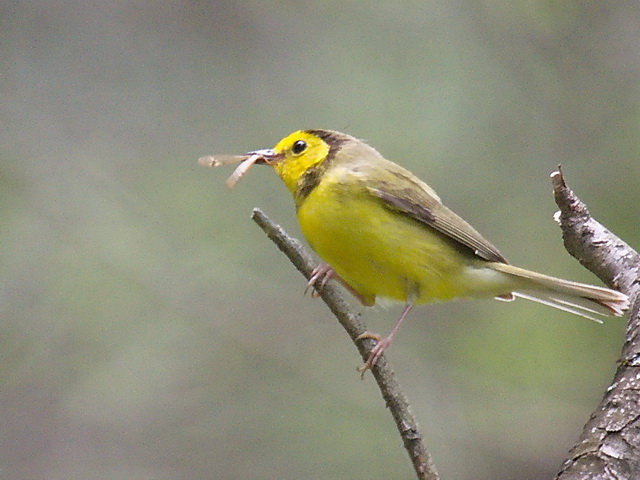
left=246, top=148, right=280, bottom=165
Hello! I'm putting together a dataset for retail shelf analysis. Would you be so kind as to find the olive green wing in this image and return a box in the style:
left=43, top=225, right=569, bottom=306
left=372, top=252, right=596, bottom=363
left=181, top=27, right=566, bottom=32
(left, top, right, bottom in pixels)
left=364, top=167, right=508, bottom=264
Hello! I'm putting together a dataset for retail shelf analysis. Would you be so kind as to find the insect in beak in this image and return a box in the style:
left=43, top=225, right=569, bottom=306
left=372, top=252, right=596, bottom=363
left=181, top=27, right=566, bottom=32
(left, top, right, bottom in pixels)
left=198, top=149, right=280, bottom=189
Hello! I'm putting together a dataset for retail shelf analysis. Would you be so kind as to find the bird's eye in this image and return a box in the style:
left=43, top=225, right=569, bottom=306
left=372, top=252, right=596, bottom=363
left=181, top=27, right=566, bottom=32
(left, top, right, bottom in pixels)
left=292, top=140, right=307, bottom=155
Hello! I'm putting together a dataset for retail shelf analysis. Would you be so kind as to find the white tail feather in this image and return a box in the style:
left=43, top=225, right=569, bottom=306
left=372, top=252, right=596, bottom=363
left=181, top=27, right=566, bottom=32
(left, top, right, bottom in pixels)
left=488, top=262, right=629, bottom=320
left=512, top=292, right=604, bottom=322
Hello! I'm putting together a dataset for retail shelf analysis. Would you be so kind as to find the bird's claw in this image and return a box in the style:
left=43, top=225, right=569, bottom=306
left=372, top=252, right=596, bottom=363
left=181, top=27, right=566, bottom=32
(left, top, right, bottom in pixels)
left=305, top=264, right=335, bottom=298
left=356, top=331, right=382, bottom=342
left=356, top=331, right=390, bottom=378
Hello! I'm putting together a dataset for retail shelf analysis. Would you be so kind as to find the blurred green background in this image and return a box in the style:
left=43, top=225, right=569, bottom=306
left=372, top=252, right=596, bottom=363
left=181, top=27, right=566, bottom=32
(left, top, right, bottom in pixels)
left=2, top=2, right=639, bottom=479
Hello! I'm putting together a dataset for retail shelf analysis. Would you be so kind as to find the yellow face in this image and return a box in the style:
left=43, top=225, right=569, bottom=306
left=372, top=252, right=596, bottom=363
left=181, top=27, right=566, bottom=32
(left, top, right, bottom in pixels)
left=270, top=130, right=330, bottom=194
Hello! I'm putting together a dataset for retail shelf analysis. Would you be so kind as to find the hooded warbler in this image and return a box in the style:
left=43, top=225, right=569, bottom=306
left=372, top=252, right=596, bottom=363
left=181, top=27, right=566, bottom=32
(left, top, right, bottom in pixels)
left=202, top=129, right=628, bottom=373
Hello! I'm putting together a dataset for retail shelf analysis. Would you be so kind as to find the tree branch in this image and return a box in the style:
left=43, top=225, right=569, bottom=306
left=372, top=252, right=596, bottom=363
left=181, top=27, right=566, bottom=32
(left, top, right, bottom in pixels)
left=552, top=168, right=640, bottom=480
left=251, top=208, right=440, bottom=480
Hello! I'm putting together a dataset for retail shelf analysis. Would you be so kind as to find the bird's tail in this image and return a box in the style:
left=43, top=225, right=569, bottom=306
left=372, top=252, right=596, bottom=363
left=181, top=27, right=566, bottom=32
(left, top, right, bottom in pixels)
left=488, top=263, right=629, bottom=322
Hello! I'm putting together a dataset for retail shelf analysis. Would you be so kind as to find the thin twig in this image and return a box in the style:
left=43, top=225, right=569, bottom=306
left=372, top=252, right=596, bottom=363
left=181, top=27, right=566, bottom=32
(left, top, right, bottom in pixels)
left=251, top=208, right=440, bottom=480
left=551, top=168, right=640, bottom=480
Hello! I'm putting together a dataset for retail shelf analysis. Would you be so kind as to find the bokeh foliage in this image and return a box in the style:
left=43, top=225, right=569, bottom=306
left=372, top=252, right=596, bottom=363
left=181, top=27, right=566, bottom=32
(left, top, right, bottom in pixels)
left=2, top=2, right=640, bottom=479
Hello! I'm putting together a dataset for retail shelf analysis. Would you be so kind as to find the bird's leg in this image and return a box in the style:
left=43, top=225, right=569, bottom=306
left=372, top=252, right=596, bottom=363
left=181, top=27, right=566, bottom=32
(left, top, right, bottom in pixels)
left=305, top=263, right=372, bottom=306
left=357, top=301, right=415, bottom=377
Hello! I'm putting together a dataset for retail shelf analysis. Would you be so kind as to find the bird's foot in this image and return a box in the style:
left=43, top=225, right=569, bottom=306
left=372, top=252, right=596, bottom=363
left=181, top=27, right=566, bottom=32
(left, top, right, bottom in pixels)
left=355, top=302, right=415, bottom=378
left=305, top=264, right=374, bottom=306
left=305, top=263, right=334, bottom=298
left=356, top=331, right=390, bottom=378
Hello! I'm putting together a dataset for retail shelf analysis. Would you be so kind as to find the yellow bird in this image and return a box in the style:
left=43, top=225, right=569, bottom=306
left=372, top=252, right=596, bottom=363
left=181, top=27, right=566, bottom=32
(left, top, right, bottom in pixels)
left=207, top=129, right=629, bottom=373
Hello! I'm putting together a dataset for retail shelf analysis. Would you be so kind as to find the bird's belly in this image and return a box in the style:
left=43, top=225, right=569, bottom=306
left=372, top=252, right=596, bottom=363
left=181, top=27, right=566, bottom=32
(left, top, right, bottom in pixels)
left=297, top=189, right=473, bottom=304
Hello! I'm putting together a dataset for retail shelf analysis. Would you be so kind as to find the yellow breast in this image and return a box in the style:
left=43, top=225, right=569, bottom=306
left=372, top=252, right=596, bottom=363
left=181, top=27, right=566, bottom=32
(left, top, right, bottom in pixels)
left=296, top=172, right=473, bottom=305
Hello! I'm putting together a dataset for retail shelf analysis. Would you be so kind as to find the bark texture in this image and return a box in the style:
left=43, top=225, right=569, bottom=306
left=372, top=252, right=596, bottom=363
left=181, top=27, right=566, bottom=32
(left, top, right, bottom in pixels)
left=552, top=169, right=640, bottom=480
